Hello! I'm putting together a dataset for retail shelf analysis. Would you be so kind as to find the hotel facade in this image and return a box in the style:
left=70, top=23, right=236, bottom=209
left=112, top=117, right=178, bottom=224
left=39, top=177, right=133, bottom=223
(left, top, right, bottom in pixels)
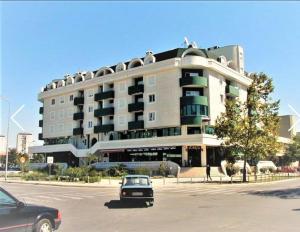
left=30, top=44, right=252, bottom=167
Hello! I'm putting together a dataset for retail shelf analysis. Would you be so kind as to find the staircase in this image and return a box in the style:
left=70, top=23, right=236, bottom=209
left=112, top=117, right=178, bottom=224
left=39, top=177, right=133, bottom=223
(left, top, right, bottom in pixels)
left=179, top=167, right=226, bottom=178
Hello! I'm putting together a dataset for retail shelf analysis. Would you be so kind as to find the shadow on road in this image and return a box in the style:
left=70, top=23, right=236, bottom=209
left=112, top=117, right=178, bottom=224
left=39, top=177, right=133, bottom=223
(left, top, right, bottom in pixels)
left=249, top=187, right=300, bottom=199
left=104, top=200, right=149, bottom=209
left=292, top=208, right=300, bottom=211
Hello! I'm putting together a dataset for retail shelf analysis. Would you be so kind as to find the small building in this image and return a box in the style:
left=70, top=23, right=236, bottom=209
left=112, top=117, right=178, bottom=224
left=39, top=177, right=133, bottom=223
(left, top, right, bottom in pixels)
left=16, top=133, right=33, bottom=154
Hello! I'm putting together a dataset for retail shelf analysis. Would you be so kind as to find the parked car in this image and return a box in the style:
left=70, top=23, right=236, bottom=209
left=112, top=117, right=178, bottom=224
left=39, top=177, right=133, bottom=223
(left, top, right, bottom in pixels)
left=0, top=187, right=61, bottom=232
left=119, top=175, right=154, bottom=206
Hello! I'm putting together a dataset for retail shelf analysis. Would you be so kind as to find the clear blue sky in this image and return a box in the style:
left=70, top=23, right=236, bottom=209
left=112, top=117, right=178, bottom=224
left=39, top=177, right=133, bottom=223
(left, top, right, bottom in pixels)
left=1, top=1, right=300, bottom=147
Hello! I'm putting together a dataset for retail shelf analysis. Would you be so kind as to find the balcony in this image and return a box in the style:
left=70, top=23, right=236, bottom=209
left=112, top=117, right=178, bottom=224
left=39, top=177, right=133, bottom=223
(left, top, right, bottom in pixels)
left=38, top=133, right=43, bottom=140
left=39, top=107, right=43, bottom=114
left=205, top=125, right=215, bottom=135
left=73, top=127, right=83, bottom=135
left=94, top=90, right=114, bottom=101
left=128, top=84, right=144, bottom=95
left=94, top=124, right=114, bottom=133
left=94, top=107, right=114, bottom=117
left=180, top=96, right=208, bottom=106
left=74, top=97, right=84, bottom=105
left=179, top=76, right=208, bottom=87
left=39, top=120, right=43, bottom=127
left=226, top=85, right=239, bottom=97
left=180, top=116, right=203, bottom=125
left=128, top=120, right=144, bottom=130
left=128, top=102, right=144, bottom=112
left=73, top=112, right=84, bottom=120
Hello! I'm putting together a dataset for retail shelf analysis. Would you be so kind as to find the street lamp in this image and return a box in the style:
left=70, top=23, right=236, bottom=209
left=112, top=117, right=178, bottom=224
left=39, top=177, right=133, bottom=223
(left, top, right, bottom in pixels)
left=0, top=96, right=11, bottom=181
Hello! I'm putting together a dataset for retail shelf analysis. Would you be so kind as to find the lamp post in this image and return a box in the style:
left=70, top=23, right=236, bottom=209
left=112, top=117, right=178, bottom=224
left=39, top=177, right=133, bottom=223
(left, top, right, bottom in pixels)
left=0, top=96, right=11, bottom=181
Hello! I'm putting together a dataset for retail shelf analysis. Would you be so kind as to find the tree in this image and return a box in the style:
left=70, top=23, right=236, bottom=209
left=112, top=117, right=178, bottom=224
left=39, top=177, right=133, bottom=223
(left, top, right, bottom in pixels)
left=215, top=73, right=281, bottom=182
left=8, top=148, right=18, bottom=166
left=281, top=136, right=300, bottom=166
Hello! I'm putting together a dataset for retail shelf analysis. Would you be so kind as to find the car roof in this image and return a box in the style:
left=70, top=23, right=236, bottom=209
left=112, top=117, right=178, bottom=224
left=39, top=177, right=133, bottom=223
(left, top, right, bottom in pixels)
left=124, top=175, right=150, bottom=178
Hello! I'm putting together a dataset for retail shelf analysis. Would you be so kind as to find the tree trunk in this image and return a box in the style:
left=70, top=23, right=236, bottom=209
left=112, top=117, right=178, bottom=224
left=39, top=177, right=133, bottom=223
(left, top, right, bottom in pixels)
left=243, top=156, right=247, bottom=182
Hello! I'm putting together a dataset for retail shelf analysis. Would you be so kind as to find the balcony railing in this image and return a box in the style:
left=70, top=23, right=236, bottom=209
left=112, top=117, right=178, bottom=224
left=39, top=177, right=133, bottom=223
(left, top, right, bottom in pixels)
left=73, top=127, right=84, bottom=135
left=94, top=124, right=114, bottom=133
left=39, top=107, right=43, bottom=114
left=128, top=120, right=144, bottom=130
left=226, top=85, right=239, bottom=97
left=94, top=107, right=114, bottom=117
left=128, top=84, right=144, bottom=95
left=39, top=120, right=43, bottom=127
left=94, top=90, right=114, bottom=101
left=179, top=76, right=208, bottom=87
left=73, top=112, right=84, bottom=120
left=128, top=102, right=144, bottom=112
left=74, top=97, right=84, bottom=105
left=180, top=96, right=208, bottom=106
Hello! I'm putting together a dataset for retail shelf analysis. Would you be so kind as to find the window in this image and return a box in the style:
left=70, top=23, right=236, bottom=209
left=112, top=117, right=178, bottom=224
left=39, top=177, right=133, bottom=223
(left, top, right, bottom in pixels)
left=148, top=112, right=156, bottom=122
left=148, top=94, right=156, bottom=103
left=88, top=105, right=93, bottom=113
left=68, top=108, right=73, bottom=118
left=148, top=76, right=156, bottom=86
left=185, top=91, right=200, bottom=96
left=51, top=98, right=55, bottom=105
left=69, top=95, right=74, bottom=101
left=119, top=82, right=126, bottom=92
left=220, top=94, right=224, bottom=103
left=50, top=112, right=55, bottom=121
left=0, top=190, right=16, bottom=206
left=88, top=121, right=93, bottom=128
left=118, top=98, right=126, bottom=109
left=59, top=96, right=65, bottom=104
left=58, top=110, right=64, bottom=120
left=189, top=72, right=199, bottom=77
left=88, top=89, right=94, bottom=98
left=118, top=116, right=125, bottom=126
left=49, top=125, right=55, bottom=134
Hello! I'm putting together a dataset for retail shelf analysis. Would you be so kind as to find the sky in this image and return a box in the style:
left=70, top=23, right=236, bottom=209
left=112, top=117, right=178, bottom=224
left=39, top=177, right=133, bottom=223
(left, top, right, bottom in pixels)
left=1, top=1, right=300, bottom=147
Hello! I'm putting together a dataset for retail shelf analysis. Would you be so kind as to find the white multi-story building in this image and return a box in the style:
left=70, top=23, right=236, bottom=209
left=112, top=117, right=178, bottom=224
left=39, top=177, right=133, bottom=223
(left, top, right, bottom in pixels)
left=0, top=135, right=7, bottom=156
left=16, top=133, right=33, bottom=154
left=30, top=43, right=252, bottom=167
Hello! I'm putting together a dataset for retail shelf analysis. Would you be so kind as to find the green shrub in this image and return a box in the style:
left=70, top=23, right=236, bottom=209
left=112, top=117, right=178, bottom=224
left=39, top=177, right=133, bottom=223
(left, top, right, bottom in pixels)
left=134, top=167, right=151, bottom=175
left=158, top=162, right=170, bottom=177
left=22, top=172, right=48, bottom=181
left=83, top=176, right=100, bottom=183
left=88, top=169, right=98, bottom=177
left=104, top=164, right=128, bottom=177
left=64, top=167, right=89, bottom=179
left=226, top=163, right=240, bottom=176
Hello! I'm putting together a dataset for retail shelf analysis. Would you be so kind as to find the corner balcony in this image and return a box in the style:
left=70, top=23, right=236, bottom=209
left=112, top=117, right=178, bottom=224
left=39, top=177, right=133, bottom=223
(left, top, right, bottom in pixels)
left=39, top=107, right=43, bottom=114
left=74, top=97, right=84, bottom=105
left=180, top=116, right=203, bottom=125
left=73, top=112, right=84, bottom=120
left=38, top=133, right=43, bottom=140
left=73, top=127, right=84, bottom=135
left=128, top=120, right=144, bottom=130
left=94, top=124, right=114, bottom=133
left=128, top=102, right=144, bottom=112
left=39, top=120, right=43, bottom=127
left=128, top=84, right=144, bottom=95
left=94, top=90, right=114, bottom=101
left=180, top=96, right=208, bottom=106
left=179, top=76, right=208, bottom=87
left=94, top=107, right=114, bottom=117
left=226, top=85, right=239, bottom=97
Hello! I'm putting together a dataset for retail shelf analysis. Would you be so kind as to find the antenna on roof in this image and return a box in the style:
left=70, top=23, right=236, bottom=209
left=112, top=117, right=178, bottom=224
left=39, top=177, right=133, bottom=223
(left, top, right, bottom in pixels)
left=191, top=41, right=198, bottom=48
left=183, top=37, right=189, bottom=48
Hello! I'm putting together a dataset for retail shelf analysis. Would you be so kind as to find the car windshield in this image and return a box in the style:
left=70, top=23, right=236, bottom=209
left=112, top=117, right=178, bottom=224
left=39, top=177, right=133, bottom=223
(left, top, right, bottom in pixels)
left=0, top=190, right=16, bottom=207
left=123, top=177, right=149, bottom=186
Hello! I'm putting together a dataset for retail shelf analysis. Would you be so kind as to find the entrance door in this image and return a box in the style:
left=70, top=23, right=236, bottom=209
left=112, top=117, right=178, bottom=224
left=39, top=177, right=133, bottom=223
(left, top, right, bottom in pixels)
left=187, top=147, right=201, bottom=167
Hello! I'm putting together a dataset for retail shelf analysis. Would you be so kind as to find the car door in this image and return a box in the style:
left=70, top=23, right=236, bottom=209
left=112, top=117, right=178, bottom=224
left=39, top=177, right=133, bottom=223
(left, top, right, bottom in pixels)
left=0, top=189, right=29, bottom=232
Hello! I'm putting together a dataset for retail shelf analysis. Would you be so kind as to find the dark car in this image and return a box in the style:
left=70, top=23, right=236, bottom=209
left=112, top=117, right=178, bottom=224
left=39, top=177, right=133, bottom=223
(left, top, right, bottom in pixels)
left=120, top=175, right=154, bottom=206
left=0, top=187, right=61, bottom=232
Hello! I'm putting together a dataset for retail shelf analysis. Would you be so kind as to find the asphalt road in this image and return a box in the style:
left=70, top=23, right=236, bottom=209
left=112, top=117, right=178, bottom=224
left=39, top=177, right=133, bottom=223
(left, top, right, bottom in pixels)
left=1, top=179, right=300, bottom=232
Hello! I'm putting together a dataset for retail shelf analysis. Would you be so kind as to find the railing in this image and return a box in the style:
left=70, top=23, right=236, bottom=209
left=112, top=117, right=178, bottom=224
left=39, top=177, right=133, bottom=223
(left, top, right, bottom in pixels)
left=94, top=90, right=114, bottom=101
left=128, top=84, right=144, bottom=95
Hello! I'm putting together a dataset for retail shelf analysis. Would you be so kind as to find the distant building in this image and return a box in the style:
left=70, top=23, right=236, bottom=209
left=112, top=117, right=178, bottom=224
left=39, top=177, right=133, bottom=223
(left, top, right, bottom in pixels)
left=0, top=135, right=7, bottom=156
left=278, top=115, right=297, bottom=139
left=16, top=133, right=33, bottom=154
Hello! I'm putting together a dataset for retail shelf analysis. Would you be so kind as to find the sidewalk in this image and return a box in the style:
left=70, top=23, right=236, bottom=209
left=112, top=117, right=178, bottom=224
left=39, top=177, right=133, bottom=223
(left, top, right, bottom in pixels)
left=1, top=174, right=298, bottom=188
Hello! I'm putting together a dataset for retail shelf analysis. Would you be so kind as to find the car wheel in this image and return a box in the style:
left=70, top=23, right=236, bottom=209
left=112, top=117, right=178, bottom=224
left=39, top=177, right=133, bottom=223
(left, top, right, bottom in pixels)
left=35, top=218, right=53, bottom=232
left=149, top=201, right=154, bottom=206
